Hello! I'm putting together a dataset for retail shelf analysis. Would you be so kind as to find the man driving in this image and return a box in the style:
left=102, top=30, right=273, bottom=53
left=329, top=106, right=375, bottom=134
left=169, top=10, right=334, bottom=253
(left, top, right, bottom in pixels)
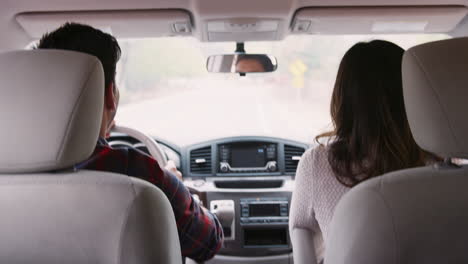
left=235, top=55, right=274, bottom=73
left=36, top=22, right=223, bottom=262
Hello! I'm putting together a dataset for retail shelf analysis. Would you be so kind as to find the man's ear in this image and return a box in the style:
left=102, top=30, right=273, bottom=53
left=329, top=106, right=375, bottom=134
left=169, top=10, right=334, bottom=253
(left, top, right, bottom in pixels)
left=104, top=83, right=117, bottom=110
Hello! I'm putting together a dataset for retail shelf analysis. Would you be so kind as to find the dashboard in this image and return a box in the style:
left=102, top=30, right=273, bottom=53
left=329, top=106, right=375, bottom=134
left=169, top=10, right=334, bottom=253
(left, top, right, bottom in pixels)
left=185, top=137, right=308, bottom=178
left=108, top=134, right=309, bottom=264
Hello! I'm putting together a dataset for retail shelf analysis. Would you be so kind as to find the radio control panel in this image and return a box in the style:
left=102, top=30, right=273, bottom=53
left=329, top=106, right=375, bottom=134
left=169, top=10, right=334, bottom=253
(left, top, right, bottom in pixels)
left=239, top=197, right=289, bottom=225
left=204, top=191, right=293, bottom=254
left=218, top=142, right=278, bottom=173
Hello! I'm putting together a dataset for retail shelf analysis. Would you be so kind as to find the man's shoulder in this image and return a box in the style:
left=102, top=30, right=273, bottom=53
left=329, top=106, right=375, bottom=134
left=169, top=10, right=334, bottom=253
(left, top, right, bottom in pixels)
left=124, top=146, right=159, bottom=164
left=97, top=138, right=155, bottom=162
left=77, top=144, right=129, bottom=172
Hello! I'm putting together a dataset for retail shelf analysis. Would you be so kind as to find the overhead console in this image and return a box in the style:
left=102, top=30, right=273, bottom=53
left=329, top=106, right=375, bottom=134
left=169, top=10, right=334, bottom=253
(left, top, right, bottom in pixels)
left=203, top=18, right=286, bottom=41
left=291, top=6, right=467, bottom=34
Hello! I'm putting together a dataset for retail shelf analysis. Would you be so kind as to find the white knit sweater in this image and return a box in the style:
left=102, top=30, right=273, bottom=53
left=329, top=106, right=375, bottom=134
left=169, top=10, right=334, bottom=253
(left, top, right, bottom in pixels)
left=289, top=145, right=350, bottom=261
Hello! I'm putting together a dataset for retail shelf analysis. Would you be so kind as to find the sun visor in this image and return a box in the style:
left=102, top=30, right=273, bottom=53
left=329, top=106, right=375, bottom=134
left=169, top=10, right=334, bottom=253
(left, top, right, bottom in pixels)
left=16, top=9, right=193, bottom=39
left=292, top=6, right=467, bottom=34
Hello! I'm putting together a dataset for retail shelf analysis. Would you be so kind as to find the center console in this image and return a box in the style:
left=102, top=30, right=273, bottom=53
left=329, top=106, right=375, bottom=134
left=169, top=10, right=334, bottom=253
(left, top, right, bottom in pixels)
left=206, top=190, right=292, bottom=258
left=240, top=197, right=289, bottom=226
left=183, top=137, right=308, bottom=264
left=240, top=198, right=289, bottom=250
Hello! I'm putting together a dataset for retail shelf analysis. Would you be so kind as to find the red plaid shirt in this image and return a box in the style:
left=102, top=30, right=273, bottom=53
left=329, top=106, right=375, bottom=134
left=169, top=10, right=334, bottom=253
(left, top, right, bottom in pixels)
left=75, top=138, right=223, bottom=261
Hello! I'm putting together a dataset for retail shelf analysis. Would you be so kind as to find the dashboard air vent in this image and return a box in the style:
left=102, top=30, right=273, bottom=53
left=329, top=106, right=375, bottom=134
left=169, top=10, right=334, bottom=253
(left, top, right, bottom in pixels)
left=284, top=145, right=306, bottom=173
left=190, top=146, right=212, bottom=174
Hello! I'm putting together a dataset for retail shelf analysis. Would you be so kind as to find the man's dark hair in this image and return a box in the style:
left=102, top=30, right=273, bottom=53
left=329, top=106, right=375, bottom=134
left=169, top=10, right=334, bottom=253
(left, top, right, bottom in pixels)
left=238, top=55, right=275, bottom=72
left=249, top=55, right=275, bottom=72
left=36, top=22, right=121, bottom=90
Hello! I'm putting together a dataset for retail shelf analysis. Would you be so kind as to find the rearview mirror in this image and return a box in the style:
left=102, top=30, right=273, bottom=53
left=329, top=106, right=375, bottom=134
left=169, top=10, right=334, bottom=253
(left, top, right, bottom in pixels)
left=206, top=54, right=277, bottom=74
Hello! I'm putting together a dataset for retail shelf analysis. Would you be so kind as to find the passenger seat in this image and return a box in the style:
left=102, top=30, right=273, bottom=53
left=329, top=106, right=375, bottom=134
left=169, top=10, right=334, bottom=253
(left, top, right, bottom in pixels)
left=325, top=37, right=468, bottom=264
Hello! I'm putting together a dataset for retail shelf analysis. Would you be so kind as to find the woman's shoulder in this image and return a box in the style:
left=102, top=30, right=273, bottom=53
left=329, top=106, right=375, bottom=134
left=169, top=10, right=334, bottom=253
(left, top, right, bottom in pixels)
left=301, top=145, right=329, bottom=166
left=296, top=145, right=332, bottom=179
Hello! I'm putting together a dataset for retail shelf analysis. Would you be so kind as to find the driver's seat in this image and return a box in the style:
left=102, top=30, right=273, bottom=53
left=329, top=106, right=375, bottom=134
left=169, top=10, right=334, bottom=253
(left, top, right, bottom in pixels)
left=0, top=50, right=182, bottom=264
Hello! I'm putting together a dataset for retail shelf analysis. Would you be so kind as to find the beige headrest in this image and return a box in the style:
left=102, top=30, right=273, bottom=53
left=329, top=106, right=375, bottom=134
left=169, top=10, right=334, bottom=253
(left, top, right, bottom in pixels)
left=0, top=50, right=104, bottom=173
left=403, top=37, right=468, bottom=159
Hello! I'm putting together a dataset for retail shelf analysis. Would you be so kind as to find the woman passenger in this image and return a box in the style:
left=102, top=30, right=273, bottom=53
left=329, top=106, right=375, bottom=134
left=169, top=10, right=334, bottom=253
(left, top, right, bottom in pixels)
left=289, top=40, right=434, bottom=263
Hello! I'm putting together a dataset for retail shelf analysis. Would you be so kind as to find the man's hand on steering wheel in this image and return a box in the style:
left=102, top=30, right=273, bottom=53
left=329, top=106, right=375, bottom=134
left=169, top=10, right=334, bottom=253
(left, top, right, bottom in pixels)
left=111, top=124, right=183, bottom=181
left=165, top=160, right=183, bottom=181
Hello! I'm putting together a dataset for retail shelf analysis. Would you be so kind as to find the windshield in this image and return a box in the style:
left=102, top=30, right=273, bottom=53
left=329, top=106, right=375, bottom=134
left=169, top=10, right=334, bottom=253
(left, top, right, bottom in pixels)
left=115, top=34, right=448, bottom=146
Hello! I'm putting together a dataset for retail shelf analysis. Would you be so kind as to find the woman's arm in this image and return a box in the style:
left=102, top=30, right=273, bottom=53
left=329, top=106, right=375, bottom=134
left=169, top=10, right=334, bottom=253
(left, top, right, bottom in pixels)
left=289, top=148, right=323, bottom=264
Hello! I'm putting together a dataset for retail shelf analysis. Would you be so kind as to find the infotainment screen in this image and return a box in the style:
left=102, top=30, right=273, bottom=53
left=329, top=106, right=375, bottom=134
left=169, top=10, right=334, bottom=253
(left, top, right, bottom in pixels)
left=230, top=143, right=266, bottom=168
left=249, top=203, right=281, bottom=217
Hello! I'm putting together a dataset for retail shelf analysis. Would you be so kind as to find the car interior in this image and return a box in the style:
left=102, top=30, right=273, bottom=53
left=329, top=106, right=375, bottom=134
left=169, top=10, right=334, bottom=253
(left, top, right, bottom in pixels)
left=1, top=0, right=468, bottom=264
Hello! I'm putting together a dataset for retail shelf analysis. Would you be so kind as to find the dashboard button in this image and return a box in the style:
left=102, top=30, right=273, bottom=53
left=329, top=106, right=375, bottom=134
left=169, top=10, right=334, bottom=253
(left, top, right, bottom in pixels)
left=220, top=162, right=229, bottom=173
left=267, top=161, right=277, bottom=172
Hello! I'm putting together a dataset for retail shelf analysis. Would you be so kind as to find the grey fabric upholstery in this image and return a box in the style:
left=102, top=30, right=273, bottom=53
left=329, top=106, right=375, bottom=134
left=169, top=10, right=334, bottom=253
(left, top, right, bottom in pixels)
left=0, top=172, right=182, bottom=264
left=0, top=50, right=103, bottom=173
left=325, top=37, right=468, bottom=264
left=325, top=165, right=468, bottom=264
left=0, top=50, right=182, bottom=264
left=402, top=37, right=468, bottom=159
left=291, top=228, right=318, bottom=264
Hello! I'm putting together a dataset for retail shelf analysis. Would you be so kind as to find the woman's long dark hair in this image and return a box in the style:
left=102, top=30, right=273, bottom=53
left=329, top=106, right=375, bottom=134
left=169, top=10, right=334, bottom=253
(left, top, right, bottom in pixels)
left=317, top=40, right=429, bottom=187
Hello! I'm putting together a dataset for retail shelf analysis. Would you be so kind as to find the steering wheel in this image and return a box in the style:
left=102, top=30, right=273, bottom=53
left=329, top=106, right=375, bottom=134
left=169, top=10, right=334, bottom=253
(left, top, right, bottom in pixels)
left=112, top=125, right=168, bottom=167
